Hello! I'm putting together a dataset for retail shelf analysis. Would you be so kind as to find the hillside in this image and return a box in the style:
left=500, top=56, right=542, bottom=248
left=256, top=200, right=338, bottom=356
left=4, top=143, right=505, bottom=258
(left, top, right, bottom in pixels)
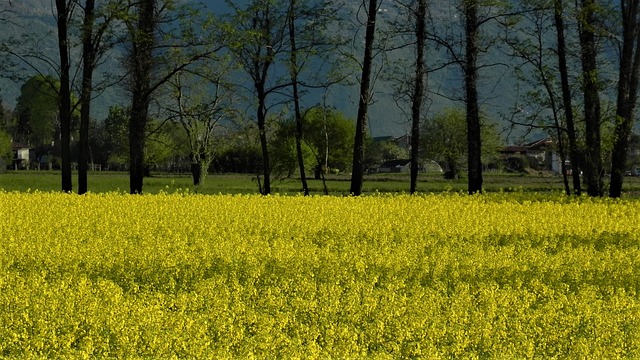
left=0, top=0, right=519, bottom=137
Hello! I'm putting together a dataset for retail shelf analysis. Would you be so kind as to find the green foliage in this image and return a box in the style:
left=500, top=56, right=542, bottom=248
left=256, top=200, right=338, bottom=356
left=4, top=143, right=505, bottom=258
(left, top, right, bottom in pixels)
left=365, top=138, right=409, bottom=169
left=270, top=120, right=316, bottom=178
left=0, top=128, right=11, bottom=166
left=100, top=106, right=176, bottom=172
left=102, top=106, right=129, bottom=170
left=421, top=108, right=468, bottom=178
left=267, top=108, right=355, bottom=177
left=212, top=128, right=264, bottom=174
left=302, top=107, right=355, bottom=173
left=422, top=107, right=502, bottom=178
left=144, top=127, right=174, bottom=171
left=14, top=75, right=60, bottom=147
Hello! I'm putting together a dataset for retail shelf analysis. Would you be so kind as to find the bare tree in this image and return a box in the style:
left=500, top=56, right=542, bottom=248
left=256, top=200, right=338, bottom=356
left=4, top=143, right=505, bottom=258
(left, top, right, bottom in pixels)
left=0, top=2, right=15, bottom=77
left=125, top=0, right=217, bottom=194
left=165, top=68, right=230, bottom=186
left=503, top=1, right=575, bottom=195
left=464, top=0, right=483, bottom=194
left=350, top=0, right=379, bottom=196
left=578, top=0, right=604, bottom=196
left=127, top=0, right=155, bottom=194
left=78, top=0, right=96, bottom=195
left=554, top=0, right=582, bottom=196
left=77, top=0, right=128, bottom=194
left=287, top=0, right=346, bottom=196
left=288, top=0, right=309, bottom=195
left=55, top=0, right=73, bottom=192
left=427, top=0, right=513, bottom=194
left=225, top=0, right=291, bottom=195
left=383, top=0, right=430, bottom=194
left=2, top=0, right=127, bottom=193
left=610, top=0, right=640, bottom=198
left=410, top=0, right=427, bottom=194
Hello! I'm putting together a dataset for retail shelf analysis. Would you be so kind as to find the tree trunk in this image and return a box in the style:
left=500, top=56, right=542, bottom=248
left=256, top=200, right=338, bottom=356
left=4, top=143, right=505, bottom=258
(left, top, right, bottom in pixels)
left=129, top=0, right=155, bottom=194
left=191, top=163, right=201, bottom=186
left=288, top=0, right=309, bottom=196
left=190, top=152, right=209, bottom=186
left=55, top=0, right=73, bottom=193
left=257, top=90, right=271, bottom=195
left=554, top=0, right=581, bottom=195
left=578, top=0, right=604, bottom=196
left=78, top=0, right=95, bottom=195
left=410, top=0, right=427, bottom=195
left=555, top=127, right=571, bottom=196
left=129, top=97, right=148, bottom=194
left=350, top=0, right=378, bottom=196
left=610, top=0, right=640, bottom=198
left=465, top=0, right=482, bottom=194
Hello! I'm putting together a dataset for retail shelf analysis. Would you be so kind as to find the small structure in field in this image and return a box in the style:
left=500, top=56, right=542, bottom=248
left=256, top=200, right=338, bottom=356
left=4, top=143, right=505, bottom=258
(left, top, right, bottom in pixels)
left=11, top=142, right=31, bottom=170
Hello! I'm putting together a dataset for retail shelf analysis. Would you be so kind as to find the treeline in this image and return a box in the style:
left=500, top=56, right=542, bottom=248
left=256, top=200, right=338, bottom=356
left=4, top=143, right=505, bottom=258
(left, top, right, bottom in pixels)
left=0, top=0, right=639, bottom=197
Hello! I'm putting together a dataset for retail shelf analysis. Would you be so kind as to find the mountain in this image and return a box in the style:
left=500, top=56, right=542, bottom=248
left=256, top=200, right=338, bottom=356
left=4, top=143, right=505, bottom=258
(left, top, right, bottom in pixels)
left=0, top=0, right=518, bottom=137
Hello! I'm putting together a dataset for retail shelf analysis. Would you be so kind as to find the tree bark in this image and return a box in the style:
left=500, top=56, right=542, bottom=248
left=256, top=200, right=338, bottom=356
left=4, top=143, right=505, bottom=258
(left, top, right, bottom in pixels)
left=55, top=0, right=73, bottom=192
left=78, top=0, right=96, bottom=195
left=350, top=0, right=378, bottom=196
left=610, top=0, right=640, bottom=198
left=288, top=0, right=309, bottom=196
left=465, top=0, right=482, bottom=194
left=410, top=0, right=427, bottom=195
left=191, top=163, right=201, bottom=186
left=554, top=0, right=581, bottom=195
left=190, top=155, right=208, bottom=186
left=257, top=87, right=271, bottom=195
left=578, top=0, right=604, bottom=196
left=129, top=0, right=155, bottom=194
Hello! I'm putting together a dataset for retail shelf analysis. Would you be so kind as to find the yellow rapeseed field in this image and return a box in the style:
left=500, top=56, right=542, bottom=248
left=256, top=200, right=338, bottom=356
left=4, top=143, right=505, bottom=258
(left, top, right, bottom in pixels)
left=0, top=191, right=639, bottom=358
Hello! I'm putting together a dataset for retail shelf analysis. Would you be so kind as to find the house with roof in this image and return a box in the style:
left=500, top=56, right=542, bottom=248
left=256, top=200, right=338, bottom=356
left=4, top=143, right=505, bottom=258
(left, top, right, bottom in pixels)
left=500, top=138, right=567, bottom=173
left=11, top=142, right=31, bottom=169
left=377, top=159, right=443, bottom=173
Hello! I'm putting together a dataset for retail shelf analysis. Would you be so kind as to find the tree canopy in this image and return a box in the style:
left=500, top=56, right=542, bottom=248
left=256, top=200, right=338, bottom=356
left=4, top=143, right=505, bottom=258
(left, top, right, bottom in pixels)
left=422, top=108, right=501, bottom=179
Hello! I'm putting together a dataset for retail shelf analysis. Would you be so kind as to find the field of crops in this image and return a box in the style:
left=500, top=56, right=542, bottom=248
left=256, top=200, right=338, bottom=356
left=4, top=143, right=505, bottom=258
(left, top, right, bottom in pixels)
left=1, top=191, right=639, bottom=358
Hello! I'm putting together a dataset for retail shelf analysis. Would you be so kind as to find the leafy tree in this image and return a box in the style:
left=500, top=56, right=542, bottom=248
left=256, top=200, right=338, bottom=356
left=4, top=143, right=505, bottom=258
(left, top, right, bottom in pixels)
left=270, top=120, right=316, bottom=179
left=365, top=139, right=410, bottom=171
left=100, top=105, right=175, bottom=173
left=14, top=75, right=61, bottom=147
left=102, top=106, right=129, bottom=170
left=0, top=129, right=11, bottom=169
left=302, top=107, right=355, bottom=176
left=422, top=107, right=500, bottom=180
left=213, top=143, right=263, bottom=174
left=210, top=124, right=263, bottom=174
left=422, top=108, right=467, bottom=179
left=144, top=122, right=174, bottom=173
left=259, top=108, right=354, bottom=183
